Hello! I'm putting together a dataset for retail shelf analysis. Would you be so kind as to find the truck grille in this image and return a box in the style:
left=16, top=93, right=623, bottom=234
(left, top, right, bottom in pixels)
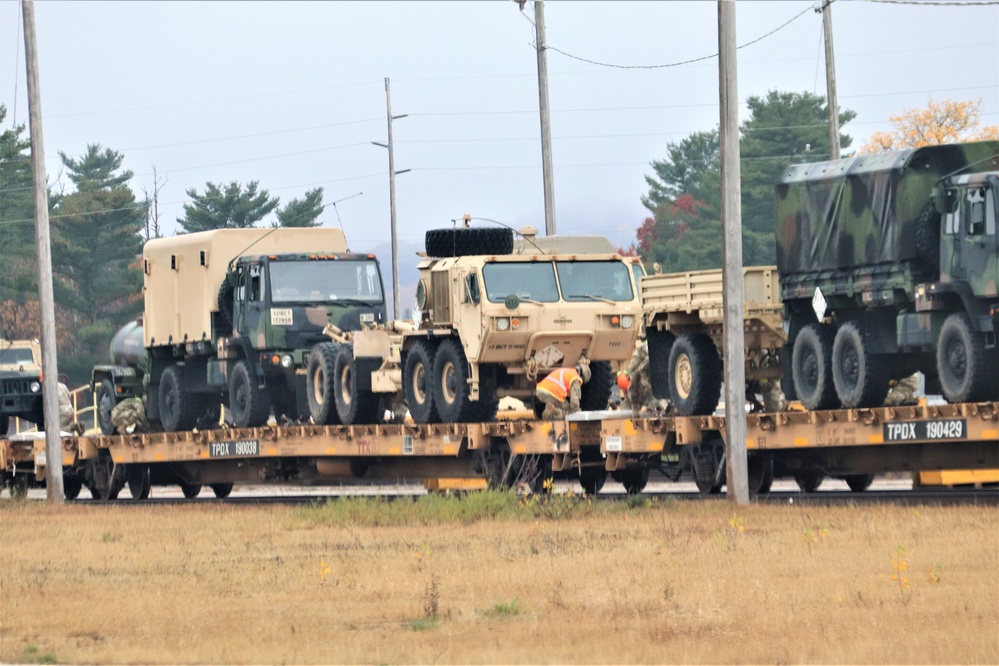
left=431, top=272, right=451, bottom=324
left=1, top=377, right=36, bottom=396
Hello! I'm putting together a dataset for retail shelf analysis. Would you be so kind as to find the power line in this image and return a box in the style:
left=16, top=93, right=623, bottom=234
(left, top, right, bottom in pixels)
left=543, top=3, right=817, bottom=70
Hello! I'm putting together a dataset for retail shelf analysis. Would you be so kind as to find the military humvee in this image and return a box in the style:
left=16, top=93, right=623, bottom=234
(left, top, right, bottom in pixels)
left=309, top=225, right=645, bottom=425
left=1, top=338, right=44, bottom=436
left=92, top=228, right=388, bottom=433
left=776, top=141, right=999, bottom=409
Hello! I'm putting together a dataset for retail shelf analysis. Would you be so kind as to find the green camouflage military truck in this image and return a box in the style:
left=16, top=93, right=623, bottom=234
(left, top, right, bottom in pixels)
left=92, top=228, right=387, bottom=434
left=777, top=141, right=999, bottom=409
left=1, top=338, right=44, bottom=436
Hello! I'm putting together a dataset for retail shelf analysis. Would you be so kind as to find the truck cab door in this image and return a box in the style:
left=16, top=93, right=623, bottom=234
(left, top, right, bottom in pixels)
left=956, top=183, right=998, bottom=296
left=233, top=263, right=267, bottom=336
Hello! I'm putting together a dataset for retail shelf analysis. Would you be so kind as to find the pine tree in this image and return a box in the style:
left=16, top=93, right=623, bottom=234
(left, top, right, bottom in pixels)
left=178, top=180, right=279, bottom=232
left=275, top=187, right=324, bottom=227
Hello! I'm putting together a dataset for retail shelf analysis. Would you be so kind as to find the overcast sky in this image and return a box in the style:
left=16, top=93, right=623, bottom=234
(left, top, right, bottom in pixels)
left=2, top=0, right=997, bottom=254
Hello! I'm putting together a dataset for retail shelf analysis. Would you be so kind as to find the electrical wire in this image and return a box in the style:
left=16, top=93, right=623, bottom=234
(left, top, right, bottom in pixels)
left=542, top=3, right=818, bottom=70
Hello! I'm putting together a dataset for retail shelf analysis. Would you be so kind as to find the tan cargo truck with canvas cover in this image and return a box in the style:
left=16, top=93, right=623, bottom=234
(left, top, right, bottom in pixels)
left=93, top=227, right=389, bottom=434
left=641, top=266, right=784, bottom=415
left=308, top=225, right=644, bottom=425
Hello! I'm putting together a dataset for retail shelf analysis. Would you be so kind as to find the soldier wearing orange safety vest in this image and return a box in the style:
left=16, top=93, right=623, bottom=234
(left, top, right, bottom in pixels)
left=535, top=364, right=591, bottom=420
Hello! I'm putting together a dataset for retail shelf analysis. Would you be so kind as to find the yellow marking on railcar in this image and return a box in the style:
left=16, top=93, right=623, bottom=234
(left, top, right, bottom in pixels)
left=443, top=445, right=456, bottom=455
left=513, top=444, right=527, bottom=454
left=200, top=450, right=209, bottom=459
left=869, top=434, right=884, bottom=444
left=793, top=437, right=809, bottom=447
left=389, top=447, right=400, bottom=455
left=154, top=453, right=165, bottom=461
left=647, top=442, right=663, bottom=452
left=326, top=447, right=336, bottom=455
left=747, top=438, right=756, bottom=450
left=267, top=447, right=278, bottom=456
left=62, top=456, right=73, bottom=466
left=984, top=430, right=998, bottom=440
left=112, top=456, right=123, bottom=463
left=625, top=420, right=638, bottom=436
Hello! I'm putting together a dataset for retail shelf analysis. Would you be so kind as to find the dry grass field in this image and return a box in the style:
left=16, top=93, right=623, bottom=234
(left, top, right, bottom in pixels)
left=1, top=492, right=996, bottom=665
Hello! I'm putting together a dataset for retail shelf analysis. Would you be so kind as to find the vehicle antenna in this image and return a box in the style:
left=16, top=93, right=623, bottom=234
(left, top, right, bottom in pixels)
left=470, top=216, right=548, bottom=255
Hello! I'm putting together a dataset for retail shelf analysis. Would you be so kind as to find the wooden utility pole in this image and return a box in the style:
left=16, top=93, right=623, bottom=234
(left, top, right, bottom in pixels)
left=534, top=0, right=557, bottom=235
left=372, top=77, right=409, bottom=320
left=718, top=0, right=749, bottom=505
left=820, top=0, right=841, bottom=160
left=22, top=0, right=64, bottom=503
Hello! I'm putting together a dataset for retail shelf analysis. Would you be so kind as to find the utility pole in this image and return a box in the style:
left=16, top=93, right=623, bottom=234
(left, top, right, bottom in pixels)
left=718, top=0, right=748, bottom=505
left=534, top=0, right=557, bottom=235
left=22, top=0, right=64, bottom=503
left=371, top=77, right=409, bottom=321
left=819, top=0, right=841, bottom=160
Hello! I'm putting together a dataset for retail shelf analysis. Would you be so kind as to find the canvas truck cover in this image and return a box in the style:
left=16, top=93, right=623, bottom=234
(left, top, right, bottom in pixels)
left=775, top=141, right=999, bottom=276
left=142, top=228, right=348, bottom=348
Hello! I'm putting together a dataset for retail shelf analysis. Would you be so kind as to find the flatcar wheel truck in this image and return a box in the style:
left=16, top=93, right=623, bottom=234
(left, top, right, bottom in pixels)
left=777, top=141, right=999, bottom=410
left=92, top=228, right=387, bottom=434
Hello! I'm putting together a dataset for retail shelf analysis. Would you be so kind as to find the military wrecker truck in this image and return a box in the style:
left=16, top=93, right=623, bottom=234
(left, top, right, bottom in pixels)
left=306, top=225, right=645, bottom=425
left=641, top=266, right=784, bottom=416
left=777, top=140, right=999, bottom=409
left=1, top=338, right=44, bottom=436
left=92, top=228, right=387, bottom=434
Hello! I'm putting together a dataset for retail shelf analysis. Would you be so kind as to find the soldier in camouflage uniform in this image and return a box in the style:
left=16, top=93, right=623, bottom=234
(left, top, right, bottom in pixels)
left=618, top=340, right=666, bottom=414
left=535, top=366, right=587, bottom=420
left=884, top=373, right=919, bottom=407
left=111, top=397, right=152, bottom=433
left=57, top=382, right=85, bottom=435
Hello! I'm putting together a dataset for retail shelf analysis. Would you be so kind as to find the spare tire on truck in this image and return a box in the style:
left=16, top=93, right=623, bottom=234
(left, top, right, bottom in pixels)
left=425, top=227, right=513, bottom=257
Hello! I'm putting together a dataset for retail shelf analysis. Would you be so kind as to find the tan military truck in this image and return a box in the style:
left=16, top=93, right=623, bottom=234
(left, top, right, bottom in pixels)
left=93, top=227, right=389, bottom=433
left=308, top=225, right=645, bottom=424
left=1, top=339, right=44, bottom=436
left=640, top=265, right=784, bottom=415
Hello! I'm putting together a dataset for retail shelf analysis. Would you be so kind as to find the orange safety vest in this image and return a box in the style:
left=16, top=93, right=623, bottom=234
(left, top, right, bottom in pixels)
left=536, top=368, right=583, bottom=403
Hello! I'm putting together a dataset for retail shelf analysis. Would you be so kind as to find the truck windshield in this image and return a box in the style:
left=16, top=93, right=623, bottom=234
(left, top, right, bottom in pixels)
left=482, top=262, right=559, bottom=303
left=269, top=259, right=384, bottom=304
left=0, top=348, right=35, bottom=365
left=557, top=260, right=635, bottom=301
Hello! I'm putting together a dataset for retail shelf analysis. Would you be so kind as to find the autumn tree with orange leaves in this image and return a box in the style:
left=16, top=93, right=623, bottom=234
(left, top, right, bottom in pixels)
left=859, top=98, right=999, bottom=154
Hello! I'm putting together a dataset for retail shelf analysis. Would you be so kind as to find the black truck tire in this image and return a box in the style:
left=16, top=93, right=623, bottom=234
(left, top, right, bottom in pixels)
left=832, top=321, right=888, bottom=408
left=667, top=333, right=722, bottom=416
left=307, top=342, right=341, bottom=426
left=229, top=360, right=271, bottom=428
left=433, top=338, right=477, bottom=423
left=333, top=345, right=381, bottom=425
left=404, top=340, right=439, bottom=424
left=914, top=205, right=941, bottom=276
left=936, top=313, right=993, bottom=403
left=97, top=379, right=119, bottom=435
left=791, top=323, right=838, bottom=411
left=159, top=364, right=199, bottom=432
left=425, top=227, right=513, bottom=258
left=579, top=360, right=614, bottom=411
left=646, top=328, right=675, bottom=400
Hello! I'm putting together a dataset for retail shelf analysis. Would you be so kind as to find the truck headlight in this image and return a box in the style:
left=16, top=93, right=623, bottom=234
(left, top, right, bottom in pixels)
left=30, top=381, right=41, bottom=393
left=621, top=315, right=634, bottom=329
left=281, top=354, right=294, bottom=368
left=495, top=318, right=510, bottom=331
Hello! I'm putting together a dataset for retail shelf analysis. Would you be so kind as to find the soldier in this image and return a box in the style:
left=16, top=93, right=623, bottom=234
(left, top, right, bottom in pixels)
left=57, top=382, right=85, bottom=435
left=618, top=339, right=663, bottom=414
left=884, top=373, right=919, bottom=407
left=535, top=365, right=590, bottom=420
left=111, top=397, right=152, bottom=433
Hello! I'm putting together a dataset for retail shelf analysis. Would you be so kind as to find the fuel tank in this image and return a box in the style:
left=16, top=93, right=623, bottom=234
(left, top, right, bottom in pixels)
left=109, top=320, right=146, bottom=367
